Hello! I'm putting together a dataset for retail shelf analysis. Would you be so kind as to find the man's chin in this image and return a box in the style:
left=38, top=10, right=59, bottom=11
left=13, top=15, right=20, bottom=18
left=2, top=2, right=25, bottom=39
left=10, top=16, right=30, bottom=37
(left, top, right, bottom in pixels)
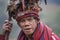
left=24, top=31, right=33, bottom=35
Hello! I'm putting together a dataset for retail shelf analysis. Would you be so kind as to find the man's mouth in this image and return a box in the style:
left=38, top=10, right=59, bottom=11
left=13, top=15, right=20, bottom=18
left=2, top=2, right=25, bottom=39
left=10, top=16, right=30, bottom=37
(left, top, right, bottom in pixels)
left=24, top=28, right=32, bottom=31
left=23, top=25, right=32, bottom=31
left=25, top=28, right=31, bottom=30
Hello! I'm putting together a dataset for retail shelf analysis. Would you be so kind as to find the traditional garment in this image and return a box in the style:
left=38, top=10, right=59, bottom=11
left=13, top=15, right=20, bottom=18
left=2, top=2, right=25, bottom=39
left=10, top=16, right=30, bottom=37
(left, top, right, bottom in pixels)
left=0, top=35, right=5, bottom=40
left=17, top=22, right=60, bottom=40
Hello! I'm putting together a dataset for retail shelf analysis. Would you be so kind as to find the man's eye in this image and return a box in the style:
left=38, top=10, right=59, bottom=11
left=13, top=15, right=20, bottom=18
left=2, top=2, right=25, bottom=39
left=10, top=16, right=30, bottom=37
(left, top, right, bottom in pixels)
left=27, top=18, right=32, bottom=21
left=19, top=19, right=25, bottom=22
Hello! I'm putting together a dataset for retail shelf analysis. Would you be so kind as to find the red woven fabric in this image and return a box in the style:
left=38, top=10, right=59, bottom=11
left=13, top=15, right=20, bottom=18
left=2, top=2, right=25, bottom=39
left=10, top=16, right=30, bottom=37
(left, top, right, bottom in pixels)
left=0, top=34, right=5, bottom=40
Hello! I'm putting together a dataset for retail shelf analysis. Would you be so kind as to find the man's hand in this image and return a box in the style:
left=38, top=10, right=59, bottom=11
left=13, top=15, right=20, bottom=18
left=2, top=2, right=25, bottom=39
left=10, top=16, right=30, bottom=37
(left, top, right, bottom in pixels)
left=2, top=20, right=12, bottom=35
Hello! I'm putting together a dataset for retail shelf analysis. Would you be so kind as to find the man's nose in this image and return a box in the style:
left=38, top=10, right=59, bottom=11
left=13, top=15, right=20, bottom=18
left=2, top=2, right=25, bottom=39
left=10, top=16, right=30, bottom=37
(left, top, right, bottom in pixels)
left=25, top=20, right=30, bottom=25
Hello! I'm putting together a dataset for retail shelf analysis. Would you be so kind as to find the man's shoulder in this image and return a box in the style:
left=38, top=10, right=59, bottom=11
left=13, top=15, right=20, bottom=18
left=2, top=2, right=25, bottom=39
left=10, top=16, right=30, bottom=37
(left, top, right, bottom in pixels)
left=40, top=22, right=60, bottom=40
left=51, top=33, right=60, bottom=40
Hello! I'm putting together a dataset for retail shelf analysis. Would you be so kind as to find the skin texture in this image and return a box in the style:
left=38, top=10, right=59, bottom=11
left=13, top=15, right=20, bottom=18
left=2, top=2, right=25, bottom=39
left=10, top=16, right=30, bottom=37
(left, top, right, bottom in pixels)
left=17, top=16, right=38, bottom=36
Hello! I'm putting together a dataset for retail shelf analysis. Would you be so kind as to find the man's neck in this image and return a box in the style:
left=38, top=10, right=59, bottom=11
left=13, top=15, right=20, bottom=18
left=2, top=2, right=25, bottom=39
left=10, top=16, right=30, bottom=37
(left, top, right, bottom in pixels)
left=26, top=34, right=32, bottom=40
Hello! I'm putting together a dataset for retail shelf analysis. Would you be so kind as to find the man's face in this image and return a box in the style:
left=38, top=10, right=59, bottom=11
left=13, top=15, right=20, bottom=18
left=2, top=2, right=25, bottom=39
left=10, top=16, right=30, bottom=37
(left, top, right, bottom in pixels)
left=18, top=17, right=38, bottom=35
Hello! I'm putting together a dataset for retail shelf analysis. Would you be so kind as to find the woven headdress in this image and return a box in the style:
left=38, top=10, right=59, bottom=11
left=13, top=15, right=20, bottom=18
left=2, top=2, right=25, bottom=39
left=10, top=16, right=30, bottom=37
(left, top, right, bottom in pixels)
left=7, top=0, right=47, bottom=21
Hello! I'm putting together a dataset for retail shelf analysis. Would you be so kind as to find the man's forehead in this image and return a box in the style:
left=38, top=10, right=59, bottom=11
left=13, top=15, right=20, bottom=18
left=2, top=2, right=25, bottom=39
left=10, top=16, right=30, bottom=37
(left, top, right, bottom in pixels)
left=21, top=16, right=34, bottom=20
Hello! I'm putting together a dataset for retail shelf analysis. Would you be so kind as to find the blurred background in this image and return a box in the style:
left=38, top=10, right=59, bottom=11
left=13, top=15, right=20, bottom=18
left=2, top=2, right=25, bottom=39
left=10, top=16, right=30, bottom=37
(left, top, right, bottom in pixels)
left=0, top=0, right=60, bottom=40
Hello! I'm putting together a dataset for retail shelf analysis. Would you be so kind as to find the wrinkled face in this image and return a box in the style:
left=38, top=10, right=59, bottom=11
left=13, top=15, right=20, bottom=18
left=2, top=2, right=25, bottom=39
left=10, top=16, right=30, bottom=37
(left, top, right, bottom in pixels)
left=18, top=17, right=38, bottom=35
